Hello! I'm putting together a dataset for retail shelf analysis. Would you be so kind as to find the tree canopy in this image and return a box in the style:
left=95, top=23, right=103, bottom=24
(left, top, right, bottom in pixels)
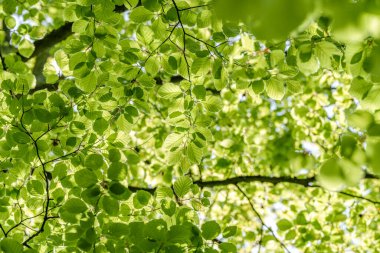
left=0, top=0, right=380, bottom=252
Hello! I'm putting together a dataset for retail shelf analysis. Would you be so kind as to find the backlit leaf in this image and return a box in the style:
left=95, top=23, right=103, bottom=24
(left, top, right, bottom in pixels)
left=174, top=176, right=192, bottom=197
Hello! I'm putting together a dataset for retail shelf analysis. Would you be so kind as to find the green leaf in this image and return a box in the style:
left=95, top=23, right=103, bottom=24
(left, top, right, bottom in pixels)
left=168, top=224, right=192, bottom=244
left=212, top=59, right=223, bottom=79
left=350, top=51, right=363, bottom=64
left=142, top=0, right=160, bottom=11
left=265, top=78, right=285, bottom=100
left=0, top=239, right=23, bottom=253
left=223, top=226, right=237, bottom=238
left=84, top=154, right=104, bottom=169
left=204, top=96, right=223, bottom=112
left=2, top=0, right=16, bottom=14
left=18, top=39, right=35, bottom=58
left=63, top=198, right=87, bottom=213
left=30, top=26, right=47, bottom=40
left=72, top=19, right=89, bottom=33
left=168, top=56, right=178, bottom=70
left=270, top=50, right=285, bottom=67
left=54, top=49, right=70, bottom=75
left=27, top=180, right=44, bottom=195
left=63, top=5, right=78, bottom=21
left=156, top=186, right=174, bottom=199
left=145, top=56, right=160, bottom=76
left=134, top=190, right=151, bottom=206
left=137, top=74, right=155, bottom=88
left=93, top=118, right=108, bottom=135
left=361, top=86, right=380, bottom=111
left=315, top=41, right=341, bottom=68
left=251, top=80, right=265, bottom=94
left=77, top=238, right=92, bottom=251
left=297, top=44, right=319, bottom=74
left=163, top=132, right=185, bottom=150
left=318, top=158, right=345, bottom=191
left=285, top=229, right=297, bottom=240
left=173, top=176, right=192, bottom=197
left=12, top=131, right=30, bottom=144
left=277, top=219, right=292, bottom=231
left=191, top=57, right=210, bottom=76
left=197, top=10, right=212, bottom=28
left=77, top=72, right=97, bottom=92
left=347, top=110, right=374, bottom=130
left=202, top=220, right=221, bottom=240
left=367, top=141, right=380, bottom=175
left=296, top=212, right=308, bottom=225
left=101, top=196, right=119, bottom=216
left=108, top=222, right=129, bottom=237
left=74, top=169, right=98, bottom=187
left=193, top=85, right=206, bottom=100
left=340, top=134, right=357, bottom=158
left=219, top=242, right=237, bottom=253
left=286, top=80, right=302, bottom=94
left=93, top=40, right=105, bottom=58
left=222, top=22, right=240, bottom=37
left=187, top=142, right=203, bottom=164
left=108, top=149, right=121, bottom=162
left=130, top=7, right=154, bottom=22
left=4, top=16, right=16, bottom=29
left=107, top=162, right=128, bottom=180
left=317, top=158, right=364, bottom=191
left=161, top=199, right=176, bottom=216
left=349, top=77, right=373, bottom=100
left=278, top=64, right=298, bottom=78
left=109, top=182, right=127, bottom=195
left=158, top=83, right=182, bottom=99
left=34, top=108, right=52, bottom=123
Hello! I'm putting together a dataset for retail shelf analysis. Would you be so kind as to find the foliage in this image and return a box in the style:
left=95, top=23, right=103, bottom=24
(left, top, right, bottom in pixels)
left=0, top=0, right=380, bottom=252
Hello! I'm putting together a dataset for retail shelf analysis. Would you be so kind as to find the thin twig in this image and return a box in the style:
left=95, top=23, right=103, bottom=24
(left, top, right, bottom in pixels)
left=235, top=184, right=291, bottom=253
left=171, top=0, right=191, bottom=81
left=178, top=4, right=210, bottom=11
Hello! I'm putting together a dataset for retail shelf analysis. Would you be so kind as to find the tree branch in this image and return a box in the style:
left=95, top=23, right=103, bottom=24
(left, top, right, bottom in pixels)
left=24, top=2, right=129, bottom=62
left=195, top=175, right=316, bottom=188
left=26, top=23, right=73, bottom=61
left=337, top=191, right=380, bottom=205
left=0, top=51, right=6, bottom=71
left=19, top=4, right=129, bottom=85
left=18, top=94, right=53, bottom=248
left=127, top=173, right=380, bottom=205
left=171, top=0, right=191, bottom=81
left=235, top=184, right=291, bottom=253
left=178, top=4, right=210, bottom=12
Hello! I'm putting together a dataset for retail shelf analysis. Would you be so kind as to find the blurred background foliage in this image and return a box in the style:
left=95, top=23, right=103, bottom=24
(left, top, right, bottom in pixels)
left=0, top=0, right=380, bottom=252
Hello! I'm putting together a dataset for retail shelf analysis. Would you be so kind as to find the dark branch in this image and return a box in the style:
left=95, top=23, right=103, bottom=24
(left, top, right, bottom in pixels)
left=235, top=184, right=291, bottom=253
left=20, top=4, right=129, bottom=85
left=24, top=2, right=129, bottom=61
left=0, top=224, right=6, bottom=236
left=127, top=173, right=380, bottom=205
left=171, top=0, right=191, bottom=81
left=19, top=95, right=53, bottom=248
left=0, top=51, right=6, bottom=71
left=178, top=4, right=210, bottom=11
left=114, top=4, right=128, bottom=13
left=4, top=205, right=60, bottom=237
left=28, top=82, right=59, bottom=94
left=128, top=185, right=155, bottom=194
left=195, top=175, right=316, bottom=188
left=337, top=191, right=380, bottom=205
left=27, top=23, right=73, bottom=61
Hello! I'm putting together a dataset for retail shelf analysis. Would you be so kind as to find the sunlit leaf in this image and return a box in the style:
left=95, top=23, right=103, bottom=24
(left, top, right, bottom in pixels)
left=173, top=176, right=192, bottom=197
